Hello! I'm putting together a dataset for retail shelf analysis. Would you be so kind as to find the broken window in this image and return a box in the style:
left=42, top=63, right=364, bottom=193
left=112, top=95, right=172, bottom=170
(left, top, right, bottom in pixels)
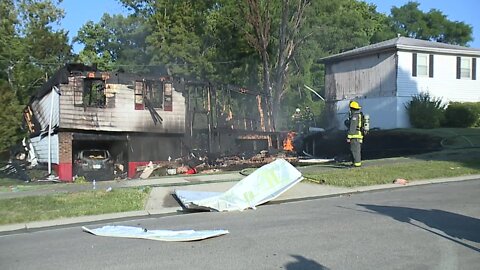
left=83, top=78, right=106, bottom=108
left=134, top=80, right=170, bottom=111
left=134, top=81, right=145, bottom=110
left=145, top=81, right=163, bottom=108
left=163, top=82, right=173, bottom=111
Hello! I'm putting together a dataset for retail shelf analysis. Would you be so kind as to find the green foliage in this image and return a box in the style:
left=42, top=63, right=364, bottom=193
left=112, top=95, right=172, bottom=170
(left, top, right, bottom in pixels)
left=406, top=93, right=446, bottom=129
left=73, top=176, right=88, bottom=184
left=0, top=0, right=71, bottom=151
left=461, top=102, right=480, bottom=127
left=74, top=14, right=151, bottom=72
left=389, top=1, right=473, bottom=45
left=444, top=103, right=478, bottom=128
left=1, top=0, right=72, bottom=103
left=309, top=0, right=393, bottom=54
left=0, top=82, right=24, bottom=152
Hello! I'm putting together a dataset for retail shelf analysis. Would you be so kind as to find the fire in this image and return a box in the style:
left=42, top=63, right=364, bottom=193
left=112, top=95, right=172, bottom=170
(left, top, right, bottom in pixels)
left=283, top=131, right=296, bottom=151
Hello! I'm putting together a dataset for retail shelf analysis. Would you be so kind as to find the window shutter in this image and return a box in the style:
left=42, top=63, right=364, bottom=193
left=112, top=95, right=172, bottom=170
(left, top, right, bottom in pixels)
left=429, top=54, right=434, bottom=78
left=456, top=57, right=461, bottom=79
left=412, top=53, right=417, bottom=77
left=473, top=58, right=477, bottom=80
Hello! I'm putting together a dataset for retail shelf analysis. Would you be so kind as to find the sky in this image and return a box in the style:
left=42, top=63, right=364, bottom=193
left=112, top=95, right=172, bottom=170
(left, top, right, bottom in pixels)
left=58, top=0, right=480, bottom=53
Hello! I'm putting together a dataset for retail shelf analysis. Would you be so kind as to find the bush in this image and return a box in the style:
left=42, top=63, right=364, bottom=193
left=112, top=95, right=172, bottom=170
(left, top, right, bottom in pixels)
left=460, top=102, right=480, bottom=127
left=406, top=93, right=446, bottom=129
left=444, top=102, right=478, bottom=127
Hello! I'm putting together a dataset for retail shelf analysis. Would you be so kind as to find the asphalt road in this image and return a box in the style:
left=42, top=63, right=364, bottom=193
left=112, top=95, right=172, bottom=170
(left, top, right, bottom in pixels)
left=1, top=180, right=479, bottom=270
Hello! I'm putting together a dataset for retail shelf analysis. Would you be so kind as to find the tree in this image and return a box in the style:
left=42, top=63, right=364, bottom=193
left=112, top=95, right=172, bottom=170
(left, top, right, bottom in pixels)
left=0, top=82, right=24, bottom=152
left=0, top=0, right=71, bottom=104
left=390, top=1, right=473, bottom=46
left=74, top=14, right=151, bottom=72
left=239, top=0, right=311, bottom=131
left=0, top=0, right=71, bottom=151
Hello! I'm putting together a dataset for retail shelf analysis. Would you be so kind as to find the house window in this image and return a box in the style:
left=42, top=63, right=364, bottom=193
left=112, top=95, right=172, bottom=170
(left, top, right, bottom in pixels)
left=417, top=54, right=428, bottom=76
left=83, top=78, right=106, bottom=108
left=134, top=80, right=166, bottom=110
left=412, top=53, right=434, bottom=77
left=457, top=57, right=477, bottom=80
left=163, top=82, right=173, bottom=111
left=134, top=81, right=144, bottom=110
left=461, top=58, right=470, bottom=78
left=145, top=81, right=163, bottom=108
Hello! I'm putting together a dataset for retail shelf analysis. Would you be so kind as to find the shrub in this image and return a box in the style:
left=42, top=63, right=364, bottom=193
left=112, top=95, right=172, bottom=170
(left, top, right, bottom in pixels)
left=406, top=93, right=446, bottom=129
left=444, top=102, right=478, bottom=127
left=460, top=102, right=480, bottom=127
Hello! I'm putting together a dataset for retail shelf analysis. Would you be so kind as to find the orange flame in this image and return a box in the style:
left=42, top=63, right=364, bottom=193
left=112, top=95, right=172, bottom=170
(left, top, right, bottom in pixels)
left=283, top=131, right=296, bottom=151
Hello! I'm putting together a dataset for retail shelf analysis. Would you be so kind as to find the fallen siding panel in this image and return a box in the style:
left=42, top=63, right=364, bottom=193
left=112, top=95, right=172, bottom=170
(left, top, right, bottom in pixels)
left=175, top=159, right=303, bottom=212
left=83, top=226, right=228, bottom=242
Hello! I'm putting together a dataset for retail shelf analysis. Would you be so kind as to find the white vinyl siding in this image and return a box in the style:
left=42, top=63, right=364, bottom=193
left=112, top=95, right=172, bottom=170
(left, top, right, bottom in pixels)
left=397, top=51, right=480, bottom=103
left=30, top=134, right=59, bottom=164
left=334, top=97, right=411, bottom=130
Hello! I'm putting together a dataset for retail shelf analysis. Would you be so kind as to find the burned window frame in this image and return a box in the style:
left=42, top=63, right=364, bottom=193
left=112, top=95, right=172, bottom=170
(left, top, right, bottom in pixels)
left=74, top=73, right=108, bottom=108
left=83, top=78, right=106, bottom=108
left=134, top=79, right=172, bottom=111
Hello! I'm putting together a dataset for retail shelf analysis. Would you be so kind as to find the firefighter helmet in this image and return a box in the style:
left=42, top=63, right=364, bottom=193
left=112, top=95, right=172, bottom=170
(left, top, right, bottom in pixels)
left=349, top=101, right=361, bottom=110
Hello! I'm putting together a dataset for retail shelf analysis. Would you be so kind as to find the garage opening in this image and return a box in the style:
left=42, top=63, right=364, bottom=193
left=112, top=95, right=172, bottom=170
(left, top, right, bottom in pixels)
left=72, top=134, right=128, bottom=181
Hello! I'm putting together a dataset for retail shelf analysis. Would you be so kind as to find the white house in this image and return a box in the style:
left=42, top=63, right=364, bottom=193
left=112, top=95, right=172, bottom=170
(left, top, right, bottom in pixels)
left=320, top=36, right=480, bottom=130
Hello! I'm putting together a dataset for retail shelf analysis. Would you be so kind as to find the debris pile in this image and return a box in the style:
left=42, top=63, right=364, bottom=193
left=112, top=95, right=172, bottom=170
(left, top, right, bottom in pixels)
left=135, top=150, right=299, bottom=179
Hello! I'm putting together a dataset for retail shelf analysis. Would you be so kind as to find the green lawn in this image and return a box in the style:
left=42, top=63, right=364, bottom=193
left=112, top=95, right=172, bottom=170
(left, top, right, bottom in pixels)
left=304, top=159, right=480, bottom=187
left=0, top=187, right=150, bottom=225
left=403, top=127, right=480, bottom=148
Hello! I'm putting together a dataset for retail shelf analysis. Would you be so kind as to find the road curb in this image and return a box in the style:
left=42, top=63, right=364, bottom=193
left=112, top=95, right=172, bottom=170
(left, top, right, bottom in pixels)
left=271, top=174, right=480, bottom=205
left=1, top=174, right=479, bottom=234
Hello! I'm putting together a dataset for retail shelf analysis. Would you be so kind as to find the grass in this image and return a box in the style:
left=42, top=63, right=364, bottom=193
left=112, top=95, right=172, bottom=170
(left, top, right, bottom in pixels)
left=403, top=127, right=480, bottom=148
left=0, top=187, right=150, bottom=225
left=302, top=128, right=480, bottom=187
left=304, top=159, right=480, bottom=187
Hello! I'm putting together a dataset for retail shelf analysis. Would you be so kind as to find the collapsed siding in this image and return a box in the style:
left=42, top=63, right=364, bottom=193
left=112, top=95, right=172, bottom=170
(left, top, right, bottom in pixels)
left=29, top=89, right=60, bottom=132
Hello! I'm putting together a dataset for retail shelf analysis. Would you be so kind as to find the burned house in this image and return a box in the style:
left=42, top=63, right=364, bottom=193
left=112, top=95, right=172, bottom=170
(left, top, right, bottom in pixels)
left=24, top=64, right=280, bottom=181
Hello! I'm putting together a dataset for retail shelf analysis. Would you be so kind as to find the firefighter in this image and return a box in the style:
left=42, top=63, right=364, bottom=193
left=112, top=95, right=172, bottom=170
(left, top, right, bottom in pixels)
left=346, top=101, right=364, bottom=167
left=303, top=106, right=314, bottom=128
left=292, top=108, right=303, bottom=133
